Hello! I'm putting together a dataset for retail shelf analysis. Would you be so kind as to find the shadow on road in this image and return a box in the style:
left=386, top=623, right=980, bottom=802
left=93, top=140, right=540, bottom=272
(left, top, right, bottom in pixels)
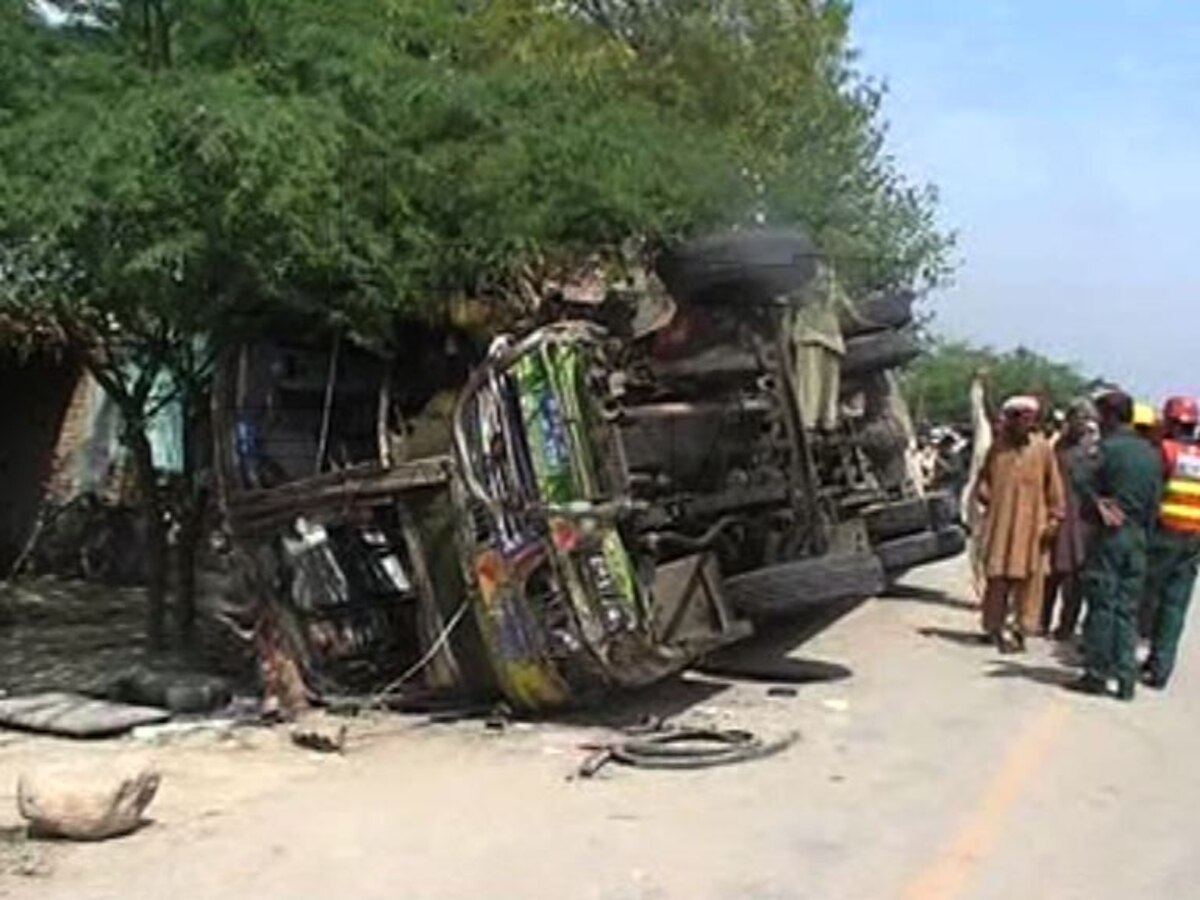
left=884, top=583, right=978, bottom=611
left=566, top=598, right=865, bottom=729
left=986, top=660, right=1077, bottom=687
left=567, top=675, right=734, bottom=730
left=704, top=595, right=864, bottom=660
left=695, top=656, right=853, bottom=684
left=690, top=597, right=860, bottom=684
left=1050, top=641, right=1085, bottom=668
left=917, top=626, right=990, bottom=647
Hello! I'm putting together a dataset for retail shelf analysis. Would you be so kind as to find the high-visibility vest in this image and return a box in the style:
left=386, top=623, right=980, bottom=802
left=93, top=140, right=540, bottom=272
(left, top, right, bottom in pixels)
left=1160, top=440, right=1200, bottom=534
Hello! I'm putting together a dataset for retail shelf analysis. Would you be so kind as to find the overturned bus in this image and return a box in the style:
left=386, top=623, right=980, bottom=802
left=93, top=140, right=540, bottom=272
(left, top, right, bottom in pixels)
left=214, top=230, right=963, bottom=713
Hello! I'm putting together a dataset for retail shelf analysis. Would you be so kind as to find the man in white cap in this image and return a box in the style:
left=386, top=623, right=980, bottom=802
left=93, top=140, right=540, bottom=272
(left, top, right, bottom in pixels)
left=974, top=395, right=1065, bottom=651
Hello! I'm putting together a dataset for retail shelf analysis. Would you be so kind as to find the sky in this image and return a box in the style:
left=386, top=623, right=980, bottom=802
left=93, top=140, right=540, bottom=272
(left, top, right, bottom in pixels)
left=853, top=0, right=1200, bottom=400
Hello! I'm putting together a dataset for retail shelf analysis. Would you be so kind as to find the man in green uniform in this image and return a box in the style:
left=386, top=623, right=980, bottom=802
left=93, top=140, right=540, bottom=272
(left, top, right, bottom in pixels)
left=1142, top=396, right=1200, bottom=689
left=1073, top=391, right=1164, bottom=700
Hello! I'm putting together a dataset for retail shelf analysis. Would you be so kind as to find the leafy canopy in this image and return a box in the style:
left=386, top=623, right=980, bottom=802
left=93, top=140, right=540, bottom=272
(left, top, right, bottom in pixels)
left=904, top=339, right=1092, bottom=426
left=0, top=0, right=952, bottom=352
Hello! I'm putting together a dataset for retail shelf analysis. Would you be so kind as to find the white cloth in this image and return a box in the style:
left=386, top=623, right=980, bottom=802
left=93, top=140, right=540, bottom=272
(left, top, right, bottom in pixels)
left=963, top=376, right=994, bottom=601
left=1002, top=395, right=1040, bottom=415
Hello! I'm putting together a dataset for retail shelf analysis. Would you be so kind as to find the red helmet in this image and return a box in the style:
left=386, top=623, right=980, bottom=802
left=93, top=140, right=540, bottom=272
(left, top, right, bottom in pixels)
left=1163, top=396, right=1199, bottom=426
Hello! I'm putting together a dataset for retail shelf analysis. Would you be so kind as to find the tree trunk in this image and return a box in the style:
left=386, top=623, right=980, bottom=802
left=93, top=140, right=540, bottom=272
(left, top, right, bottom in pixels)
left=175, top=463, right=204, bottom=652
left=127, top=425, right=169, bottom=652
left=176, top=503, right=199, bottom=651
left=175, top=391, right=198, bottom=652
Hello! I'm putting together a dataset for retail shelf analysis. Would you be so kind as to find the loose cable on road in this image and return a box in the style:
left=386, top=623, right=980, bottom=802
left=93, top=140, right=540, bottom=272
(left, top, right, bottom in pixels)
left=577, top=727, right=799, bottom=778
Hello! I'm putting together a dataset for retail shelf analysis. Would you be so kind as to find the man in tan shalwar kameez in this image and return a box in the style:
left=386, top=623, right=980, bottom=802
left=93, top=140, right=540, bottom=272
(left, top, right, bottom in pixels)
left=790, top=262, right=849, bottom=431
left=975, top=395, right=1066, bottom=652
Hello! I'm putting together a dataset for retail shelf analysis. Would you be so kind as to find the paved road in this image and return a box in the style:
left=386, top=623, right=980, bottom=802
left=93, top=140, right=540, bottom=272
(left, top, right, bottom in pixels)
left=8, top=556, right=1200, bottom=900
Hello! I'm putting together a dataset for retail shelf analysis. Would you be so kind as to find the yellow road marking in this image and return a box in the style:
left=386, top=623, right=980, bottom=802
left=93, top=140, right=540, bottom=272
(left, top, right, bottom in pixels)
left=902, top=700, right=1068, bottom=900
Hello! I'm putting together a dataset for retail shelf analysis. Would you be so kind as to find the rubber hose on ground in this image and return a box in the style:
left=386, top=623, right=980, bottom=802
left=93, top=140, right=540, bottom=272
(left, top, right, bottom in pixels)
left=606, top=728, right=798, bottom=771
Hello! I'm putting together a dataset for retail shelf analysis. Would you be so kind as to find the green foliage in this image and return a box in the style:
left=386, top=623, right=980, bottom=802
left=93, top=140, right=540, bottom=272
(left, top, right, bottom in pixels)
left=1, top=1, right=743, bottom=337
left=904, top=339, right=1091, bottom=426
left=567, top=0, right=954, bottom=292
left=1, top=0, right=951, bottom=346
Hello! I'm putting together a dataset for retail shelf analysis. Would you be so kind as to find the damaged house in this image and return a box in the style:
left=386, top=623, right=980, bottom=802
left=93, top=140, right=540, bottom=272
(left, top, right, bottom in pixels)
left=2, top=357, right=184, bottom=583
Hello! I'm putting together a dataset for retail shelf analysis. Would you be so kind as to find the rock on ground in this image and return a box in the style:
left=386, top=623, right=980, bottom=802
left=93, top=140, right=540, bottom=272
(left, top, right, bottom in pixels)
left=17, top=762, right=161, bottom=841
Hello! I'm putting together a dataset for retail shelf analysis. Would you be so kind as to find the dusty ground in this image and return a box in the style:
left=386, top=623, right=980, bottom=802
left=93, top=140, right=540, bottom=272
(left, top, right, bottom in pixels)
left=0, top=578, right=250, bottom=698
left=3, top=555, right=1200, bottom=900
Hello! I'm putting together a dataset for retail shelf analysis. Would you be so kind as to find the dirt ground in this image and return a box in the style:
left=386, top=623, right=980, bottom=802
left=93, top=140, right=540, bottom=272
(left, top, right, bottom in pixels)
left=3, top=556, right=1200, bottom=900
left=0, top=578, right=249, bottom=698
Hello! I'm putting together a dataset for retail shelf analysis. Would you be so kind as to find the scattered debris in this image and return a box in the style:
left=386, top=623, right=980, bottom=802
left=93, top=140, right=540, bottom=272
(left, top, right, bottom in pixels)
left=767, top=686, right=798, bottom=698
left=484, top=703, right=513, bottom=732
left=291, top=722, right=348, bottom=754
left=17, top=763, right=161, bottom=841
left=0, top=693, right=169, bottom=739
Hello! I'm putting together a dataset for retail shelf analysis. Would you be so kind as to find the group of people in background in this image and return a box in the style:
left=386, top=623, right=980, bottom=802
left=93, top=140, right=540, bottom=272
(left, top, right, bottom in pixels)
left=965, top=388, right=1200, bottom=701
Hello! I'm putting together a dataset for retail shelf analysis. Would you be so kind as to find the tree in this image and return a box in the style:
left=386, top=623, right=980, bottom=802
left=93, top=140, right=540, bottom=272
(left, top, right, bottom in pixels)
left=0, top=0, right=408, bottom=648
left=565, top=0, right=955, bottom=292
left=904, top=339, right=1091, bottom=426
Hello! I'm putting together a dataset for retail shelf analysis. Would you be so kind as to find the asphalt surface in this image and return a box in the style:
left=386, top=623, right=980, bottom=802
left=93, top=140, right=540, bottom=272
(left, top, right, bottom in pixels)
left=7, top=555, right=1200, bottom=900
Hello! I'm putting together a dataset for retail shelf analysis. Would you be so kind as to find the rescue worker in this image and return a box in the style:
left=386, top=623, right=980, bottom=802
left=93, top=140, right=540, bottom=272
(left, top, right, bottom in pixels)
left=1072, top=391, right=1163, bottom=700
left=975, top=396, right=1064, bottom=651
left=1133, top=401, right=1159, bottom=442
left=1142, top=397, right=1200, bottom=689
left=1133, top=401, right=1164, bottom=638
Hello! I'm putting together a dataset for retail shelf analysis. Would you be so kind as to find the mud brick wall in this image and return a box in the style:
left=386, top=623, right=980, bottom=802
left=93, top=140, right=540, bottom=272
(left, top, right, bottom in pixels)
left=0, top=352, right=78, bottom=569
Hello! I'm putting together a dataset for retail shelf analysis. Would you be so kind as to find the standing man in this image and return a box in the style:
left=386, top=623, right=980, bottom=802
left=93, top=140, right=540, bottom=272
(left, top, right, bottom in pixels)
left=1042, top=399, right=1100, bottom=640
left=1142, top=397, right=1200, bottom=689
left=790, top=262, right=848, bottom=432
left=931, top=432, right=968, bottom=521
left=975, top=396, right=1065, bottom=652
left=1074, top=391, right=1163, bottom=700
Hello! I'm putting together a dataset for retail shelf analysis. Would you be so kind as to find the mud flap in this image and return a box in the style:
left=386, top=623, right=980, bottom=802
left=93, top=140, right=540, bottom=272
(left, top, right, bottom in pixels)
left=652, top=553, right=753, bottom=652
